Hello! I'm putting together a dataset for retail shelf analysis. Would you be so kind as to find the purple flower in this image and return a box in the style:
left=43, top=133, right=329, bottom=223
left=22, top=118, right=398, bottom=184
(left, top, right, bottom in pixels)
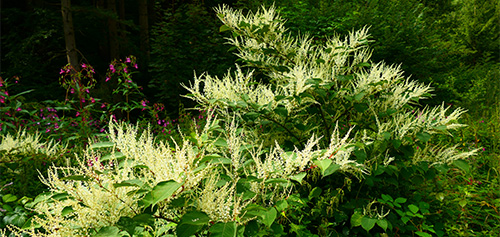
left=70, top=88, right=75, bottom=94
left=86, top=89, right=90, bottom=93
left=126, top=57, right=131, bottom=63
left=76, top=112, right=80, bottom=117
left=16, top=107, right=21, bottom=111
left=60, top=69, right=65, bottom=74
left=101, top=103, right=106, bottom=108
left=124, top=67, right=128, bottom=73
left=105, top=77, right=110, bottom=82
left=110, top=64, right=116, bottom=73
left=82, top=63, right=87, bottom=68
left=134, top=63, right=138, bottom=69
left=91, top=97, right=95, bottom=103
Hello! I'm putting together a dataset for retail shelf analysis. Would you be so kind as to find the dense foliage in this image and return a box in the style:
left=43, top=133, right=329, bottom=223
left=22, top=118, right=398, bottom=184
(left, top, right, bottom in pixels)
left=1, top=0, right=499, bottom=236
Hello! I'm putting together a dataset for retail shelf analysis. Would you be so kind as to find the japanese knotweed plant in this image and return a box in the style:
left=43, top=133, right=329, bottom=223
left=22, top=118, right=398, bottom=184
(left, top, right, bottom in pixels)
left=184, top=4, right=478, bottom=167
left=0, top=130, right=65, bottom=162
left=9, top=110, right=365, bottom=236
left=180, top=4, right=479, bottom=235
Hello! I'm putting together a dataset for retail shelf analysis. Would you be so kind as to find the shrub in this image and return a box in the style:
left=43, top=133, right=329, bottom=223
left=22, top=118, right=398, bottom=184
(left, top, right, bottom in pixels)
left=9, top=5, right=477, bottom=236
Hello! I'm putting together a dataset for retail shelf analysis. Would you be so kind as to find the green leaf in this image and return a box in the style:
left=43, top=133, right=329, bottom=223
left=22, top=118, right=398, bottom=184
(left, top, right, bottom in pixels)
left=274, top=106, right=288, bottom=117
left=416, top=231, right=433, bottom=237
left=381, top=194, right=393, bottom=203
left=377, top=219, right=388, bottom=231
left=353, top=103, right=369, bottom=112
left=290, top=172, right=307, bottom=183
left=100, top=152, right=126, bottom=161
left=141, top=180, right=182, bottom=207
left=355, top=62, right=371, bottom=68
left=408, top=204, right=419, bottom=214
left=94, top=226, right=120, bottom=237
left=395, top=197, right=407, bottom=204
left=308, top=187, right=322, bottom=200
left=314, top=159, right=332, bottom=173
left=361, top=216, right=377, bottom=231
left=243, top=112, right=259, bottom=122
left=113, top=179, right=144, bottom=188
left=61, top=175, right=90, bottom=181
left=350, top=211, right=363, bottom=227
left=61, top=206, right=74, bottom=217
left=322, top=163, right=340, bottom=177
left=381, top=132, right=391, bottom=140
left=220, top=25, right=231, bottom=32
left=261, top=207, right=277, bottom=227
left=90, top=142, right=115, bottom=149
left=264, top=178, right=289, bottom=184
left=458, top=199, right=467, bottom=208
left=452, top=159, right=470, bottom=173
left=416, top=132, right=431, bottom=143
left=337, top=74, right=354, bottom=82
left=176, top=211, right=210, bottom=237
left=2, top=194, right=18, bottom=203
left=392, top=139, right=402, bottom=149
left=354, top=91, right=366, bottom=102
left=209, top=222, right=237, bottom=237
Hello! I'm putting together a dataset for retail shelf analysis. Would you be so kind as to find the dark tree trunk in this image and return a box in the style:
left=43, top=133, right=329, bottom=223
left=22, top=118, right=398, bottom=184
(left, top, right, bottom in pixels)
left=138, top=0, right=149, bottom=59
left=107, top=0, right=119, bottom=59
left=61, top=0, right=80, bottom=71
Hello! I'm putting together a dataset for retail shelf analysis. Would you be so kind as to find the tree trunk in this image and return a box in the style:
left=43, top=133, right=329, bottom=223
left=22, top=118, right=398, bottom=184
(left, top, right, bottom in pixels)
left=138, top=0, right=149, bottom=59
left=107, top=0, right=119, bottom=59
left=61, top=0, right=79, bottom=71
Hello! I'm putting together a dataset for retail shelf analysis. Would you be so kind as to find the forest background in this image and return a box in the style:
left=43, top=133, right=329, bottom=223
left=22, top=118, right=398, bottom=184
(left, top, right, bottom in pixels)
left=0, top=0, right=499, bottom=236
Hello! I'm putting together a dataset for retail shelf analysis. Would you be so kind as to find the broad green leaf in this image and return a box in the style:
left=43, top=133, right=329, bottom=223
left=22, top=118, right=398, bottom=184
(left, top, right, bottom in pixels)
left=209, top=222, right=237, bottom=237
left=275, top=200, right=288, bottom=212
left=313, top=159, right=332, bottom=173
left=61, top=206, right=74, bottom=217
left=220, top=25, right=231, bottom=32
left=354, top=91, right=366, bottom=101
left=458, top=199, right=467, bottom=208
left=408, top=204, right=419, bottom=214
left=94, top=226, right=120, bottom=237
left=133, top=213, right=155, bottom=225
left=290, top=172, right=307, bottom=183
left=264, top=178, right=289, bottom=184
left=381, top=132, right=391, bottom=140
left=142, top=180, right=182, bottom=207
left=381, top=194, right=393, bottom=203
left=100, top=152, right=125, bottom=161
left=21, top=217, right=41, bottom=229
left=377, top=219, right=388, bottom=231
left=361, top=216, right=377, bottom=231
left=243, top=112, right=259, bottom=122
left=416, top=132, right=431, bottom=143
left=274, top=106, right=288, bottom=117
left=392, top=139, right=402, bottom=149
left=452, top=159, right=470, bottom=173
left=353, top=103, right=369, bottom=112
left=261, top=207, right=277, bottom=227
left=90, top=142, right=115, bottom=149
left=416, top=231, right=433, bottom=237
left=308, top=187, right=322, bottom=200
left=176, top=211, right=210, bottom=237
left=61, top=175, right=90, bottom=181
left=350, top=211, right=363, bottom=227
left=395, top=197, right=407, bottom=204
left=113, top=179, right=143, bottom=188
left=322, top=163, right=340, bottom=177
left=2, top=194, right=17, bottom=203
